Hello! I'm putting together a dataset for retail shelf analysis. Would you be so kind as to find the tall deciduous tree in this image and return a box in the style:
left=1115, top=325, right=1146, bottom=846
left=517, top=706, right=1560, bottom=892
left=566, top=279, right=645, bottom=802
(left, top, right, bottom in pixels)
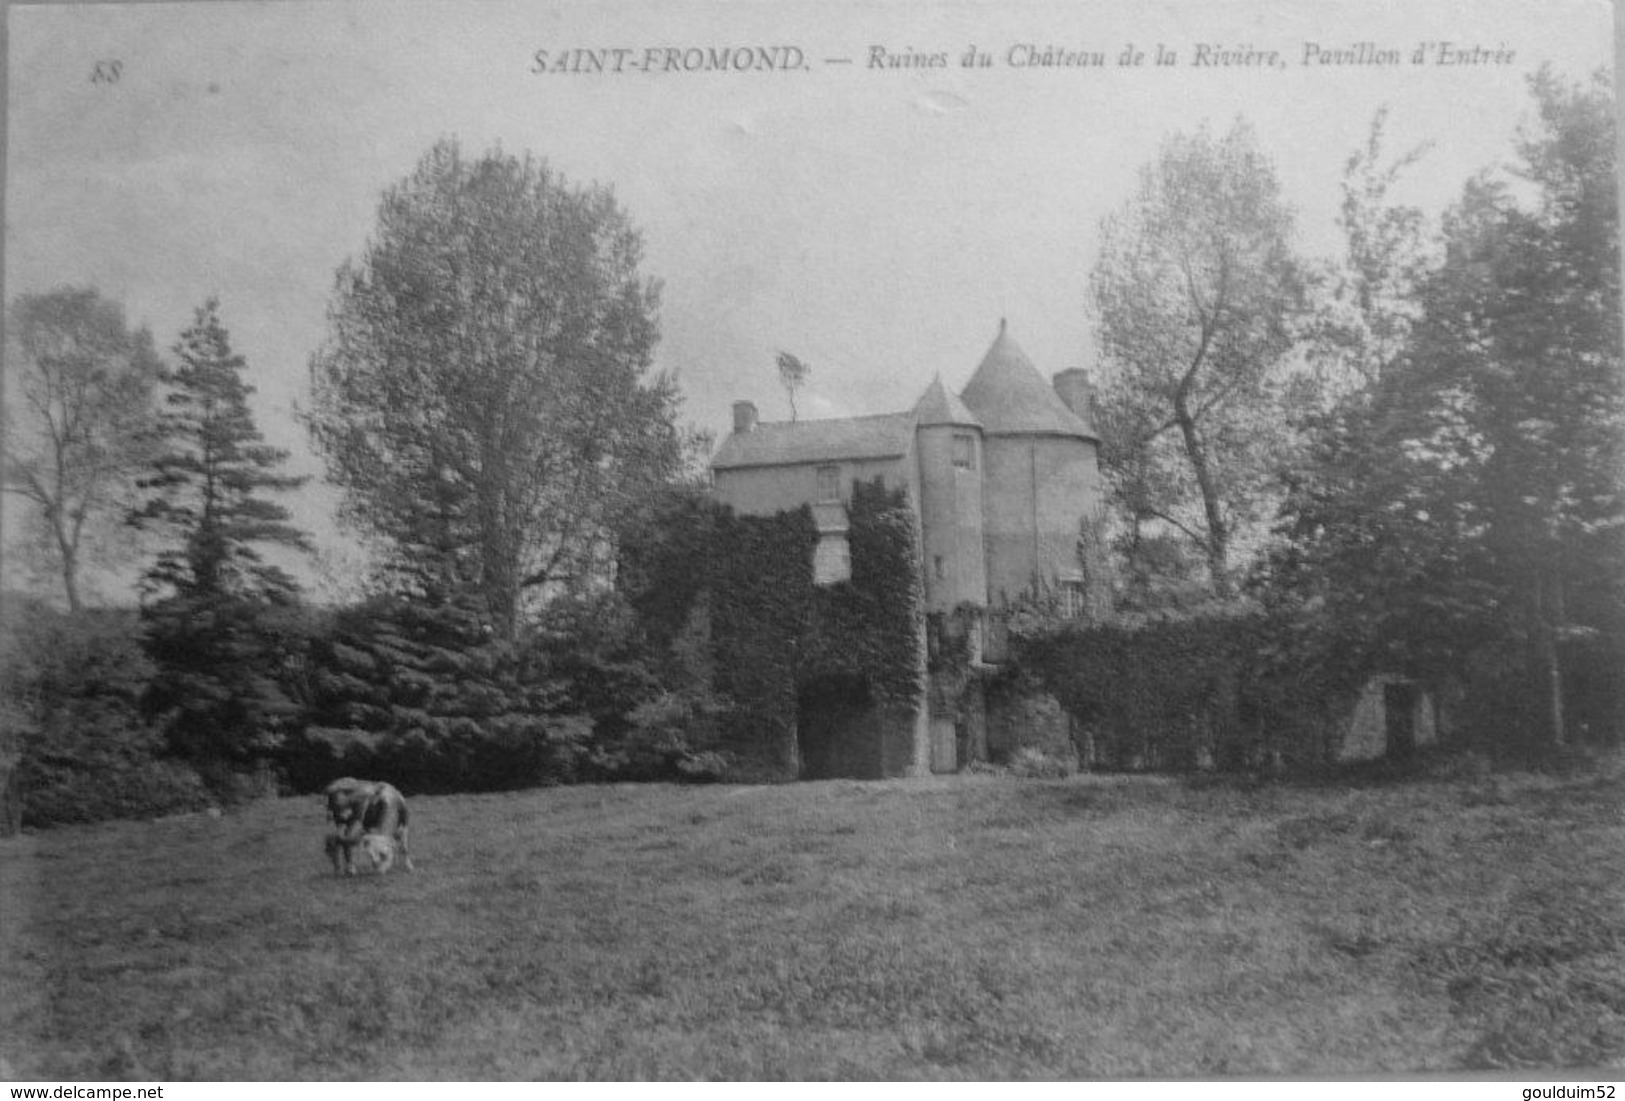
left=306, top=140, right=685, bottom=637
left=3, top=287, right=161, bottom=610
left=1271, top=68, right=1622, bottom=748
left=1308, top=106, right=1434, bottom=397
left=1413, top=67, right=1622, bottom=746
left=1259, top=113, right=1451, bottom=677
left=131, top=298, right=311, bottom=767
left=1091, top=119, right=1307, bottom=596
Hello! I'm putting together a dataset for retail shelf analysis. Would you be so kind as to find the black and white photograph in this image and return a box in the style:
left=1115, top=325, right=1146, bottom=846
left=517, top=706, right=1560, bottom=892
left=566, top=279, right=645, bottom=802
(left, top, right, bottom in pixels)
left=1, top=0, right=1621, bottom=1082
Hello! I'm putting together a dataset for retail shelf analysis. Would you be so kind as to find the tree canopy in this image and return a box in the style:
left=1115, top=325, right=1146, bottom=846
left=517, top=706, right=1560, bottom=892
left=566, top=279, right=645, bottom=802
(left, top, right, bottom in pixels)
left=1091, top=119, right=1308, bottom=597
left=3, top=287, right=161, bottom=610
left=1307, top=106, right=1434, bottom=398
left=1269, top=68, right=1622, bottom=748
left=306, top=139, right=686, bottom=636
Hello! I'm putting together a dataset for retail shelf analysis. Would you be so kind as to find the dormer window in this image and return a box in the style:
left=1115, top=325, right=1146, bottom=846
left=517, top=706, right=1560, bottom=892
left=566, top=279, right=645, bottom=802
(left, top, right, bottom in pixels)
left=952, top=434, right=976, bottom=470
left=816, top=465, right=840, bottom=501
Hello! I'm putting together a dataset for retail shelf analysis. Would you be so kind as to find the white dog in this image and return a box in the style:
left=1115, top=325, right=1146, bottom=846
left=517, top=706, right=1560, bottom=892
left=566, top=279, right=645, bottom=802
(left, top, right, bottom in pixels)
left=358, top=832, right=396, bottom=873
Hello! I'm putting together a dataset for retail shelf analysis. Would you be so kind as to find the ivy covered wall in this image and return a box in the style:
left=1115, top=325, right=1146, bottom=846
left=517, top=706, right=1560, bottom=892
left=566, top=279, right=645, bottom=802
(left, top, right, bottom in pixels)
left=1013, top=606, right=1365, bottom=772
left=706, top=478, right=925, bottom=779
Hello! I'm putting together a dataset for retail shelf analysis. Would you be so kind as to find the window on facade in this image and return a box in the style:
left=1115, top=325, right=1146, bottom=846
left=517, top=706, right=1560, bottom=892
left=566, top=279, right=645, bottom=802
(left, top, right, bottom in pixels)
left=813, top=533, right=852, bottom=585
left=933, top=555, right=945, bottom=581
left=951, top=433, right=976, bottom=470
left=816, top=465, right=840, bottom=501
left=1061, top=579, right=1087, bottom=619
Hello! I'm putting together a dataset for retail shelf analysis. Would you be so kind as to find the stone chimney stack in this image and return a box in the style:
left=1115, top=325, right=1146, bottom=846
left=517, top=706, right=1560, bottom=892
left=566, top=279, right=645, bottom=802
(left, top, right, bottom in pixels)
left=732, top=400, right=759, bottom=435
left=1052, top=369, right=1095, bottom=422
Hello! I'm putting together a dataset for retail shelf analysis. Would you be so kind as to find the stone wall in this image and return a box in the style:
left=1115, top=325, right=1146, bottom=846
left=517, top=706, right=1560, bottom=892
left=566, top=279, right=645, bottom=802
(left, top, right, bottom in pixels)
left=1337, top=677, right=1437, bottom=762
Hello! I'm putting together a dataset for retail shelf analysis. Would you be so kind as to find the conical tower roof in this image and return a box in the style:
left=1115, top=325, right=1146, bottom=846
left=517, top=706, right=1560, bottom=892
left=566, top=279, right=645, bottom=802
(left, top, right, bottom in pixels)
left=960, top=320, right=1094, bottom=438
left=914, top=373, right=981, bottom=428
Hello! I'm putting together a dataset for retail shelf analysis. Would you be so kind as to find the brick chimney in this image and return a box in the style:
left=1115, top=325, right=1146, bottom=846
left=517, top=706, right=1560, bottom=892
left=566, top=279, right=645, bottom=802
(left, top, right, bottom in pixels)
left=1052, top=369, right=1094, bottom=422
left=732, top=400, right=759, bottom=435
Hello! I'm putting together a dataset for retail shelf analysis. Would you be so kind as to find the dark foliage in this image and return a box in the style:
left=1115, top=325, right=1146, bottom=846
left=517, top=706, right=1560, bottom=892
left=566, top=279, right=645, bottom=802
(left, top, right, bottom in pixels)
left=133, top=298, right=309, bottom=605
left=142, top=595, right=311, bottom=774
left=131, top=299, right=312, bottom=781
left=1, top=600, right=211, bottom=825
left=706, top=479, right=923, bottom=778
left=1266, top=69, right=1623, bottom=751
left=287, top=482, right=737, bottom=792
left=1015, top=604, right=1362, bottom=773
left=708, top=502, right=817, bottom=775
left=287, top=590, right=592, bottom=794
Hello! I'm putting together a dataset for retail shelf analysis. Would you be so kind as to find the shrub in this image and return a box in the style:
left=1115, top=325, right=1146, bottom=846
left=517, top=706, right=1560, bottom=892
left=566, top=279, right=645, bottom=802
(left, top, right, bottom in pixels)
left=21, top=756, right=212, bottom=826
left=285, top=592, right=601, bottom=793
left=675, top=751, right=731, bottom=783
left=1, top=599, right=212, bottom=825
left=593, top=690, right=729, bottom=781
left=140, top=595, right=313, bottom=773
left=1008, top=746, right=1076, bottom=779
left=295, top=713, right=594, bottom=796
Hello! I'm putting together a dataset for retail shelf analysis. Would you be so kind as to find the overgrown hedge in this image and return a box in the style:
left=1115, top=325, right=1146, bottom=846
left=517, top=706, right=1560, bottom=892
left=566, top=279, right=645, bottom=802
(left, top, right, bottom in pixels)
left=1014, top=603, right=1365, bottom=773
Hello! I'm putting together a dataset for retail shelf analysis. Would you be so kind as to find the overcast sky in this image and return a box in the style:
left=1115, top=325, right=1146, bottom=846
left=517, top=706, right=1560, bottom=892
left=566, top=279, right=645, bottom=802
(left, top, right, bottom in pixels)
left=4, top=0, right=1614, bottom=600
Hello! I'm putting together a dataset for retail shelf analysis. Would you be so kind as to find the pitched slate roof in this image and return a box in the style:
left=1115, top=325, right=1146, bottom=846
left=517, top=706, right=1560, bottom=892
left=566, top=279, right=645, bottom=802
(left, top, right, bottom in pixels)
left=960, top=320, right=1096, bottom=439
left=711, top=411, right=917, bottom=470
left=914, top=374, right=981, bottom=428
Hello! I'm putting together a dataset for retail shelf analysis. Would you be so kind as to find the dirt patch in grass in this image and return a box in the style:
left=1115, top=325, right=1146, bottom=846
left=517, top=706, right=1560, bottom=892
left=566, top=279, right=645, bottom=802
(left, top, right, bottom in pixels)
left=2, top=757, right=1622, bottom=1078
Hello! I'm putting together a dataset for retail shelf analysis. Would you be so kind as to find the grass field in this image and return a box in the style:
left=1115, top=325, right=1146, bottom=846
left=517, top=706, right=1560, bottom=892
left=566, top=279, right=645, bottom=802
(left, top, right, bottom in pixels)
left=2, top=757, right=1623, bottom=1080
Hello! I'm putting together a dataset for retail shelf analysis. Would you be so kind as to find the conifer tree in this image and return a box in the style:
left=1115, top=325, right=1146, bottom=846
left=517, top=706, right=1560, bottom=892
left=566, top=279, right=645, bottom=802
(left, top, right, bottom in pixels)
left=135, top=297, right=309, bottom=602
left=131, top=298, right=312, bottom=768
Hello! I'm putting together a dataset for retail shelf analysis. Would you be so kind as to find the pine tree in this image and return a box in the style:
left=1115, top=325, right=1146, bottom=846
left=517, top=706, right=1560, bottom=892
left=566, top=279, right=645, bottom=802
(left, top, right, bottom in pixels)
left=135, top=297, right=310, bottom=603
left=131, top=298, right=312, bottom=769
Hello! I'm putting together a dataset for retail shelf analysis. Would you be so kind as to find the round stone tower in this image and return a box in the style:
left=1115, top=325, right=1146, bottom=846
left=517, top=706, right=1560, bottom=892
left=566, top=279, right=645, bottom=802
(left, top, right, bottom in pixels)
left=912, top=374, right=988, bottom=615
left=958, top=320, right=1102, bottom=606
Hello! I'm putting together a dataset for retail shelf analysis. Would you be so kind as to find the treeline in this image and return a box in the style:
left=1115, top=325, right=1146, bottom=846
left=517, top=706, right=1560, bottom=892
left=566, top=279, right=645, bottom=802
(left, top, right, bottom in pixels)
left=1, top=140, right=719, bottom=826
left=1017, top=66, right=1621, bottom=762
left=2, top=70, right=1619, bottom=825
left=1, top=481, right=914, bottom=825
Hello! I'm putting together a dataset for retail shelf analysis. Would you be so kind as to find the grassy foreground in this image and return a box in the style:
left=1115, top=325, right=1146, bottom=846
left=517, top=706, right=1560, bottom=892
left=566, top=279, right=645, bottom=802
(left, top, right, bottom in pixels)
left=2, top=758, right=1623, bottom=1079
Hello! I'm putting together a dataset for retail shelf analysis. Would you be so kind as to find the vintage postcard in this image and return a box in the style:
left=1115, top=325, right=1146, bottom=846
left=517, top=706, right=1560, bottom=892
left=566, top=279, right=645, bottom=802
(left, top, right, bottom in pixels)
left=2, top=0, right=1619, bottom=1083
